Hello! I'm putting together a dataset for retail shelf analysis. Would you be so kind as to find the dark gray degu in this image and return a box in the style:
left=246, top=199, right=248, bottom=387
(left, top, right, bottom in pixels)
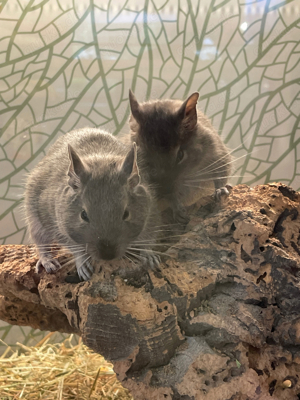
left=24, top=91, right=232, bottom=281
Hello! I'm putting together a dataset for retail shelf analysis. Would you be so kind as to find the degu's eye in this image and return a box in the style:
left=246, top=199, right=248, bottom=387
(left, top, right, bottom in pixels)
left=81, top=209, right=89, bottom=222
left=176, top=147, right=185, bottom=164
left=123, top=209, right=130, bottom=221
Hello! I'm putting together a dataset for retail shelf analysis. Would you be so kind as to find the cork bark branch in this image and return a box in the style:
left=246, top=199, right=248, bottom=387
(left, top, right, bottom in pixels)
left=1, top=183, right=300, bottom=399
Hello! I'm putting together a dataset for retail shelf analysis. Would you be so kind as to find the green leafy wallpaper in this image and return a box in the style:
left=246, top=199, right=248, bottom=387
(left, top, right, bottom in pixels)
left=1, top=0, right=300, bottom=246
left=0, top=0, right=299, bottom=348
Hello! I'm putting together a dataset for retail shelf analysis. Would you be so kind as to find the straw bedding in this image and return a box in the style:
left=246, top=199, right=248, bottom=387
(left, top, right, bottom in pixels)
left=0, top=333, right=133, bottom=400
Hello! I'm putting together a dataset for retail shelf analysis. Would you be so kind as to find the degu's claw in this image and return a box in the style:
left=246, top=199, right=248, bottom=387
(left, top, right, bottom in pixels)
left=35, top=257, right=61, bottom=274
left=77, top=260, right=94, bottom=281
left=141, top=253, right=161, bottom=270
left=35, top=259, right=43, bottom=274
left=173, top=205, right=190, bottom=225
left=175, top=211, right=190, bottom=225
left=215, top=186, right=231, bottom=201
left=86, top=260, right=94, bottom=273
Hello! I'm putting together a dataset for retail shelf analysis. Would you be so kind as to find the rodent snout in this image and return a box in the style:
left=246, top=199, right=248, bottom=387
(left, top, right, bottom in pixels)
left=98, top=239, right=117, bottom=260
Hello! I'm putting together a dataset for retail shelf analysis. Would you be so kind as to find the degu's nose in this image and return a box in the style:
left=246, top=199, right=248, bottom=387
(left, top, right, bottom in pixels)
left=98, top=239, right=117, bottom=260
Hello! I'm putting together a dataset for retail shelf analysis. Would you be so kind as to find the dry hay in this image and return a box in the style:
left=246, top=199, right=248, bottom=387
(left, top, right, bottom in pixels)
left=0, top=332, right=134, bottom=400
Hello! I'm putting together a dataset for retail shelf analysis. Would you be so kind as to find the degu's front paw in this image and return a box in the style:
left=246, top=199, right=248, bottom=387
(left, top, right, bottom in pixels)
left=140, top=252, right=161, bottom=270
left=214, top=184, right=232, bottom=201
left=36, top=257, right=62, bottom=274
left=173, top=205, right=190, bottom=225
left=76, top=259, right=94, bottom=281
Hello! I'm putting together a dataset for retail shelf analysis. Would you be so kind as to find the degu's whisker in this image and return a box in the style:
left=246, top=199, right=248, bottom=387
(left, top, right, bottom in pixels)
left=159, top=232, right=197, bottom=240
left=194, top=147, right=260, bottom=178
left=120, top=258, right=126, bottom=269
left=78, top=255, right=91, bottom=271
left=182, top=183, right=208, bottom=189
left=36, top=248, right=86, bottom=257
left=185, top=150, right=234, bottom=178
left=196, top=152, right=251, bottom=176
left=187, top=141, right=251, bottom=177
left=133, top=233, right=189, bottom=243
left=37, top=247, right=85, bottom=252
left=128, top=247, right=169, bottom=257
left=132, top=239, right=157, bottom=244
left=64, top=251, right=89, bottom=262
left=62, top=244, right=86, bottom=249
left=195, top=154, right=248, bottom=176
left=36, top=244, right=85, bottom=250
left=129, top=243, right=177, bottom=249
left=60, top=258, right=77, bottom=268
left=187, top=151, right=251, bottom=179
left=64, top=245, right=86, bottom=250
left=65, top=250, right=87, bottom=256
left=150, top=229, right=177, bottom=234
left=123, top=254, right=131, bottom=262
left=186, top=175, right=246, bottom=183
left=35, top=245, right=65, bottom=249
left=125, top=250, right=143, bottom=261
left=167, top=245, right=183, bottom=250
left=129, top=243, right=162, bottom=247
left=124, top=254, right=137, bottom=265
left=151, top=223, right=184, bottom=229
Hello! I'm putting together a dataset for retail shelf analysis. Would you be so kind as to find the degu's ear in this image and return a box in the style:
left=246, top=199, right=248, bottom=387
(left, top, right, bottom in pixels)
left=120, top=142, right=140, bottom=189
left=129, top=89, right=143, bottom=124
left=67, top=144, right=87, bottom=189
left=177, top=92, right=199, bottom=130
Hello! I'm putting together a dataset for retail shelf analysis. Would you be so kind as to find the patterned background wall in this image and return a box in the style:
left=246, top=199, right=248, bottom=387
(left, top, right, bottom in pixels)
left=1, top=0, right=300, bottom=246
left=0, top=0, right=299, bottom=345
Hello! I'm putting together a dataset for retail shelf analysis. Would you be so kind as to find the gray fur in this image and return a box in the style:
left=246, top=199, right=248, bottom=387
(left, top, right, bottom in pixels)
left=128, top=91, right=232, bottom=223
left=25, top=128, right=160, bottom=281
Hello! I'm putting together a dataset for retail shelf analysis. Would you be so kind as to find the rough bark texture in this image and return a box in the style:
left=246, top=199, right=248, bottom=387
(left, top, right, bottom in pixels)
left=1, top=183, right=300, bottom=399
